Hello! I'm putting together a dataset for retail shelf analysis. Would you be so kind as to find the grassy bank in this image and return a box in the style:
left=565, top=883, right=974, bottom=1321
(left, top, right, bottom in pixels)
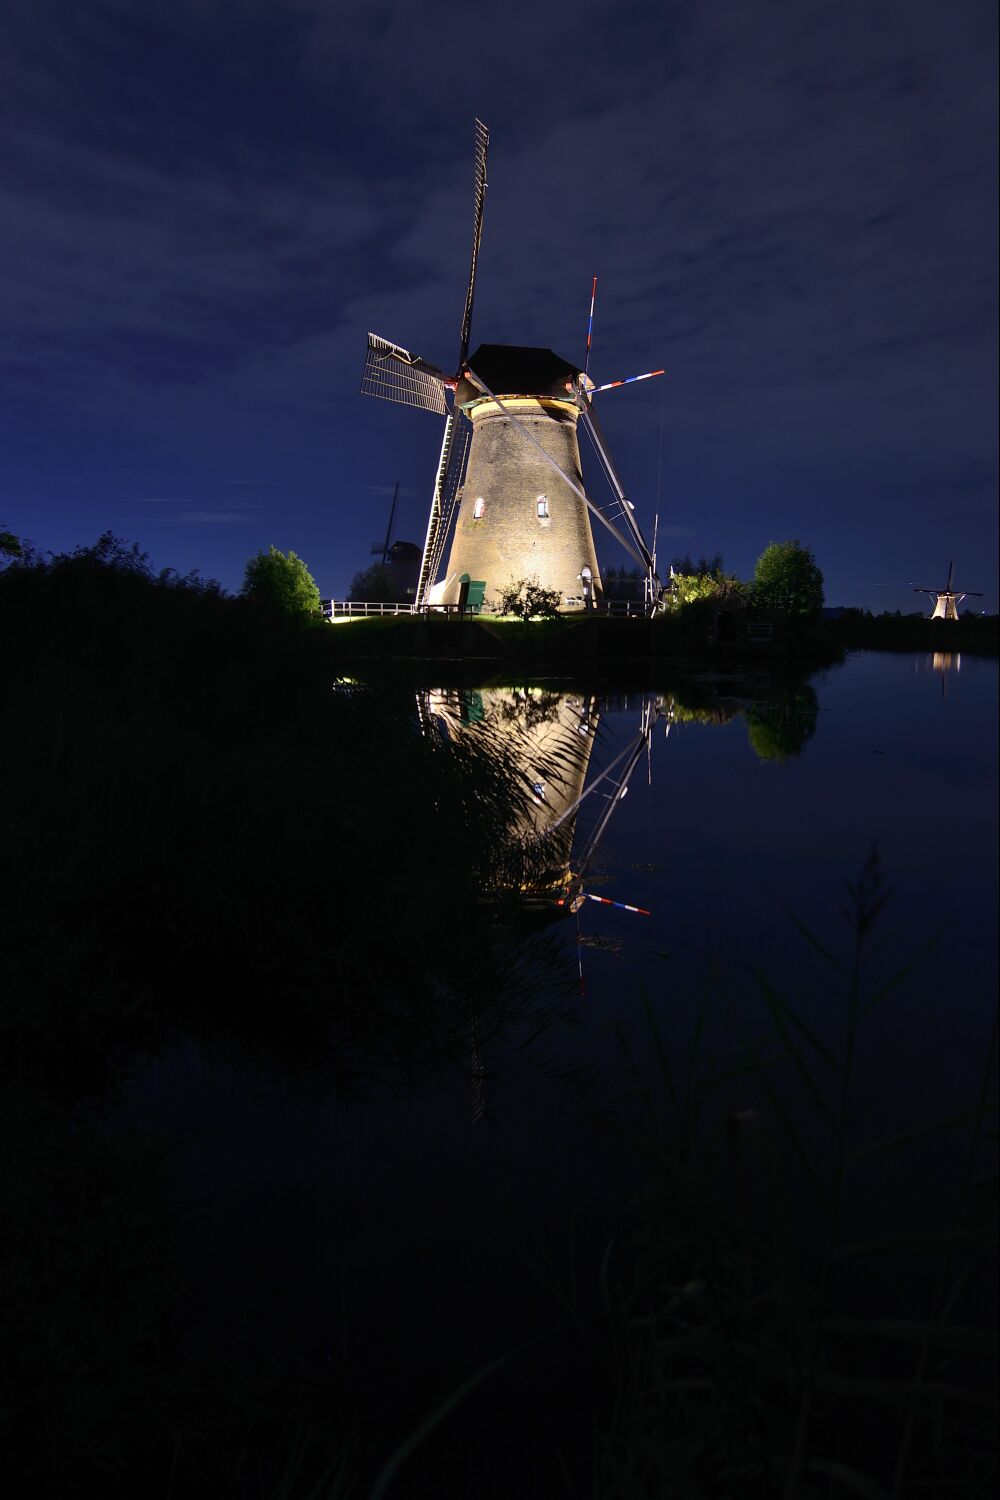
left=322, top=610, right=998, bottom=664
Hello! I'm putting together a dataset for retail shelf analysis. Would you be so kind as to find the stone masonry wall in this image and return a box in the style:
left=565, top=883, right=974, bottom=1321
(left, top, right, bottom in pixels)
left=440, top=398, right=604, bottom=609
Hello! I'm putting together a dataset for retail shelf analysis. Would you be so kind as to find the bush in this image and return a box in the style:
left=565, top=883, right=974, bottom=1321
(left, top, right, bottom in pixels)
left=666, top=571, right=746, bottom=611
left=496, top=576, right=563, bottom=621
left=241, top=544, right=321, bottom=615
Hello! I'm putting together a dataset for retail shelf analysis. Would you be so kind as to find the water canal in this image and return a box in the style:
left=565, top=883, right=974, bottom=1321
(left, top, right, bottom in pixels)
left=119, top=649, right=998, bottom=1496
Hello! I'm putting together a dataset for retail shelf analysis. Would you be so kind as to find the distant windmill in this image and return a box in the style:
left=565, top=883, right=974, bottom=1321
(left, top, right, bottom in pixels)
left=360, top=120, right=665, bottom=613
left=914, top=562, right=982, bottom=620
left=370, top=480, right=400, bottom=566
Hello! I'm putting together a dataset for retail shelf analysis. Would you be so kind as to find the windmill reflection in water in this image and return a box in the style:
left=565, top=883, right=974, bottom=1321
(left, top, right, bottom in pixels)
left=420, top=687, right=668, bottom=1118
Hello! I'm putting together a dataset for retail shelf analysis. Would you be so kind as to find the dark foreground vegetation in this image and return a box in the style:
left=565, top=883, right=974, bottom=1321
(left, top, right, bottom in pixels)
left=2, top=541, right=996, bottom=1497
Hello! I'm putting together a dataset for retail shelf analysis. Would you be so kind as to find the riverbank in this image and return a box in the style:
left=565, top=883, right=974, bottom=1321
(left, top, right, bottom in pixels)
left=322, top=610, right=998, bottom=664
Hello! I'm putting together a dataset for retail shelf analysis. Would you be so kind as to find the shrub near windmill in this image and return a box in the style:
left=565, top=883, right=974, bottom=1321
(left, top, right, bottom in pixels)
left=360, top=121, right=667, bottom=615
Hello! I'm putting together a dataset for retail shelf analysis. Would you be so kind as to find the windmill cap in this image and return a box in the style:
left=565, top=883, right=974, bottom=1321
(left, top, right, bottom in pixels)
left=458, top=344, right=584, bottom=407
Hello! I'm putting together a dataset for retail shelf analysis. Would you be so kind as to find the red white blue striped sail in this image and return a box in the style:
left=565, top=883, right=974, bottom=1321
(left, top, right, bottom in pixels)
left=584, top=275, right=597, bottom=376
left=591, top=368, right=665, bottom=394
left=585, top=893, right=650, bottom=915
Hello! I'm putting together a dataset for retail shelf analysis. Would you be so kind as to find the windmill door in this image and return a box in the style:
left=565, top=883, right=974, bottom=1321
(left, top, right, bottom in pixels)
left=458, top=573, right=487, bottom=614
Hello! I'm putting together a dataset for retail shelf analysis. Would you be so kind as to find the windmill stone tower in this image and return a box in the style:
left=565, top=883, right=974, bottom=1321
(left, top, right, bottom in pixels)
left=440, top=345, right=602, bottom=608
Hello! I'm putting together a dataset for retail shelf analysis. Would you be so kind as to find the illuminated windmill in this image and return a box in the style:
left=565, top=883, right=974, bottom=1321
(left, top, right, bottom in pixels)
left=914, top=562, right=982, bottom=621
left=360, top=121, right=665, bottom=613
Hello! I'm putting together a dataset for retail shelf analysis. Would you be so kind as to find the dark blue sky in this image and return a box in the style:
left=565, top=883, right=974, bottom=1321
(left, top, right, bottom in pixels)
left=2, top=0, right=997, bottom=608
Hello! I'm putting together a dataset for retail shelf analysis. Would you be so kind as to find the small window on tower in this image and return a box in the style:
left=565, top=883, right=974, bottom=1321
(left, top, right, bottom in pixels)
left=473, top=497, right=486, bottom=519
left=536, top=495, right=549, bottom=518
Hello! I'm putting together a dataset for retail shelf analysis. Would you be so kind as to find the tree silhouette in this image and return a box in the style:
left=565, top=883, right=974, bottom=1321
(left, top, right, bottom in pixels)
left=348, top=562, right=400, bottom=602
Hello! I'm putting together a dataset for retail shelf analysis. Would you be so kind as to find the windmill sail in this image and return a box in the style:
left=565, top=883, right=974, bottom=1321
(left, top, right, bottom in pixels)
left=422, top=414, right=472, bottom=600
left=580, top=405, right=655, bottom=573
left=458, top=119, right=489, bottom=368
left=414, top=412, right=473, bottom=608
left=361, top=332, right=448, bottom=414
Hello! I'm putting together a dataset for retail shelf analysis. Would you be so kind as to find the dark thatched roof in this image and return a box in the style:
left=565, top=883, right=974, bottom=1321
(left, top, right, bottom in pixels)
left=457, top=344, right=582, bottom=406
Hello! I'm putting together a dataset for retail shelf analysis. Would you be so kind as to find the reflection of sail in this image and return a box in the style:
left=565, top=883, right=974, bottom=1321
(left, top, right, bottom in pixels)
left=551, top=696, right=657, bottom=898
left=421, top=686, right=665, bottom=1122
left=423, top=687, right=666, bottom=913
left=426, top=687, right=600, bottom=904
left=422, top=686, right=600, bottom=1124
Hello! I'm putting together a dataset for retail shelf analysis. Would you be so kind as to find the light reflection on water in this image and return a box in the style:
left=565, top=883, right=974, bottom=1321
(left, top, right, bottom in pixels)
left=414, top=655, right=996, bottom=1132
left=121, top=652, right=998, bottom=1431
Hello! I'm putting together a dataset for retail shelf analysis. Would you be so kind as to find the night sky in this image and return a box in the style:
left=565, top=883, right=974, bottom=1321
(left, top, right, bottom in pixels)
left=2, top=0, right=997, bottom=610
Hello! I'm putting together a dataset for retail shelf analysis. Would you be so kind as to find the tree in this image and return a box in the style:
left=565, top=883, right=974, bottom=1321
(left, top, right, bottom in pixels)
left=348, top=563, right=399, bottom=603
left=601, top=563, right=644, bottom=602
left=671, top=552, right=725, bottom=579
left=496, top=577, right=562, bottom=622
left=752, top=540, right=824, bottom=617
left=241, top=546, right=321, bottom=616
left=1, top=525, right=22, bottom=562
left=744, top=684, right=819, bottom=762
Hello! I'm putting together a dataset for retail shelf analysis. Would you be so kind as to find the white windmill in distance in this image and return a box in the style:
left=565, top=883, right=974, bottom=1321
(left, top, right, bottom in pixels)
left=914, top=562, right=982, bottom=620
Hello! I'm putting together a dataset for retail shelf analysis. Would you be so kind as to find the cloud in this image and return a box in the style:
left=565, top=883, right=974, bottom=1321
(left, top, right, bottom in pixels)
left=126, top=496, right=263, bottom=523
left=0, top=0, right=995, bottom=601
left=163, top=510, right=261, bottom=524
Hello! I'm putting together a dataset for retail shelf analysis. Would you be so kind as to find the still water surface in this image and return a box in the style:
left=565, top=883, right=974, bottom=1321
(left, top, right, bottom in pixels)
left=123, top=650, right=997, bottom=1490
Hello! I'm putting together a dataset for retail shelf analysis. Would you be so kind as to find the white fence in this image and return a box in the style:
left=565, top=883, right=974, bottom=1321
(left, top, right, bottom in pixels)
left=322, top=598, right=651, bottom=621
left=322, top=599, right=479, bottom=620
left=323, top=600, right=418, bottom=619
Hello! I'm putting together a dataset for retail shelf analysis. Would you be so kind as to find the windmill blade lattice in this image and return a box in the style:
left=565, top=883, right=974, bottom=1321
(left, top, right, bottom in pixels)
left=458, top=119, right=490, bottom=368
left=360, top=332, right=448, bottom=415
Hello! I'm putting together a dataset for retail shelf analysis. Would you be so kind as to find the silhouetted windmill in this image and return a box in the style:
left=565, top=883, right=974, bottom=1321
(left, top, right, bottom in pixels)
left=370, top=480, right=400, bottom=566
left=914, top=562, right=982, bottom=620
left=360, top=121, right=665, bottom=612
